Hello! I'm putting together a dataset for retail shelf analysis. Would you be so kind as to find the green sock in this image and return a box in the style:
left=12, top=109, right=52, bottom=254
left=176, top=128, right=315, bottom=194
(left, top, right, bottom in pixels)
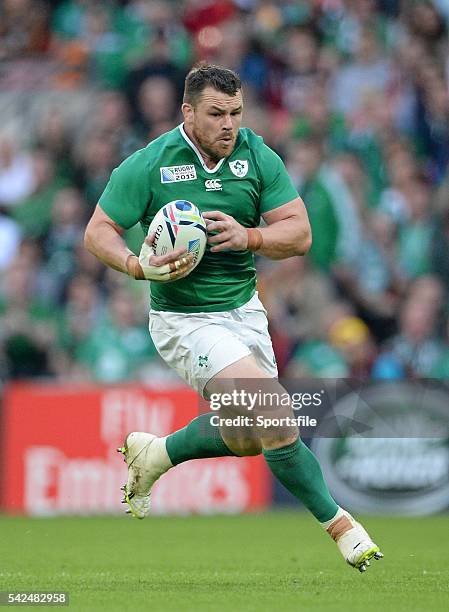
left=165, top=413, right=236, bottom=465
left=263, top=438, right=339, bottom=522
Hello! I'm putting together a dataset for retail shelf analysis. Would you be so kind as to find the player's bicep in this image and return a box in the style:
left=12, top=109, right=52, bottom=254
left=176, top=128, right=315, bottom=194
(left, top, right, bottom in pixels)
left=84, top=205, right=126, bottom=255
left=87, top=204, right=126, bottom=235
left=258, top=147, right=299, bottom=215
left=262, top=197, right=308, bottom=225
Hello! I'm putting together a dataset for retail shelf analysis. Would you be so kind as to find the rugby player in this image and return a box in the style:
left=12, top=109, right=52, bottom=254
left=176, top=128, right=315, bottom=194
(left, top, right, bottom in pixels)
left=85, top=63, right=383, bottom=572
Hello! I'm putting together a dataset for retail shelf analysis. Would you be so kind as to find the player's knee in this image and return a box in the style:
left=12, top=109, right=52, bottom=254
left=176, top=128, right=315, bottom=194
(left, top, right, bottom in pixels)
left=261, top=429, right=299, bottom=451
left=221, top=434, right=262, bottom=456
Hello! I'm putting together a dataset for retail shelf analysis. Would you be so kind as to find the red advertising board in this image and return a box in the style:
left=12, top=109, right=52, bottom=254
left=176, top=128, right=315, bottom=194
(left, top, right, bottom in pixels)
left=1, top=383, right=271, bottom=515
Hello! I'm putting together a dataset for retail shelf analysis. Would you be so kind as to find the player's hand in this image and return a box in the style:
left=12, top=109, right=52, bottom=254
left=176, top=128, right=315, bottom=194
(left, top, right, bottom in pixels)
left=203, top=211, right=248, bottom=252
left=127, top=233, right=195, bottom=281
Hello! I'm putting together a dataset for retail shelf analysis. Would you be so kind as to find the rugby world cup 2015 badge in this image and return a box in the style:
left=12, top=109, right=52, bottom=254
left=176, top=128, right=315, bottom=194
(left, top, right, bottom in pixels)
left=187, top=238, right=201, bottom=264
left=160, top=165, right=197, bottom=183
left=229, top=160, right=248, bottom=177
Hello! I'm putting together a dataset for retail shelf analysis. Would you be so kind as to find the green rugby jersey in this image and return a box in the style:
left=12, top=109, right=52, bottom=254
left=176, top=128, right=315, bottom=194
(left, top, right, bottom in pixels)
left=99, top=124, right=298, bottom=312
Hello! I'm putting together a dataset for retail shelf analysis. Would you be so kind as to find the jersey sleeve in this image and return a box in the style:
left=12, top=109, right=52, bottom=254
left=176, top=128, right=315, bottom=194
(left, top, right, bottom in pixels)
left=98, top=149, right=151, bottom=229
left=258, top=144, right=299, bottom=214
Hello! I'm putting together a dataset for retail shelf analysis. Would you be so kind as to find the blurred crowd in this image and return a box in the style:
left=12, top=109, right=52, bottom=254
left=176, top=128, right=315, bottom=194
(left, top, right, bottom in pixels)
left=1, top=0, right=449, bottom=383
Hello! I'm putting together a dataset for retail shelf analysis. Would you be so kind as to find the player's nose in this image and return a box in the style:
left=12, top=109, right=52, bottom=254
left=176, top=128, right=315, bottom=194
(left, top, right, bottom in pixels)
left=222, top=115, right=233, bottom=130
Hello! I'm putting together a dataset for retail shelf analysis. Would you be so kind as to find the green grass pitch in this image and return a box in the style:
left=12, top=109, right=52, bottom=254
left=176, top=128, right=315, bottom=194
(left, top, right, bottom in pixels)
left=0, top=513, right=448, bottom=611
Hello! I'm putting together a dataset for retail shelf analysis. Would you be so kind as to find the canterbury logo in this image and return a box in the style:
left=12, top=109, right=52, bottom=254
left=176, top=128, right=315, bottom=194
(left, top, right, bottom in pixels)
left=205, top=179, right=222, bottom=191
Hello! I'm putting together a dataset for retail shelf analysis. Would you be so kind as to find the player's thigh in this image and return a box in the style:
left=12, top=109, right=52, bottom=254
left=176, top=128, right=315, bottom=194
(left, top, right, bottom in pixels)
left=149, top=310, right=252, bottom=396
left=233, top=294, right=278, bottom=377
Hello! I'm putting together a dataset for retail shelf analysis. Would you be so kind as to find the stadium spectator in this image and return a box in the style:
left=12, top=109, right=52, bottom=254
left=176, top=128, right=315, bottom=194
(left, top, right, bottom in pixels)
left=0, top=134, right=35, bottom=207
left=33, top=106, right=76, bottom=182
left=43, top=187, right=86, bottom=302
left=85, top=90, right=143, bottom=160
left=277, top=28, right=320, bottom=115
left=331, top=27, right=393, bottom=118
left=285, top=301, right=356, bottom=378
left=0, top=213, right=21, bottom=272
left=259, top=256, right=335, bottom=372
left=75, top=287, right=159, bottom=382
left=11, top=149, right=69, bottom=238
left=73, top=130, right=118, bottom=207
left=397, top=178, right=435, bottom=280
left=376, top=294, right=445, bottom=377
left=287, top=137, right=362, bottom=272
left=135, top=75, right=179, bottom=135
left=53, top=273, right=102, bottom=378
left=0, top=254, right=56, bottom=378
left=328, top=315, right=377, bottom=379
left=431, top=209, right=449, bottom=294
left=0, top=0, right=51, bottom=60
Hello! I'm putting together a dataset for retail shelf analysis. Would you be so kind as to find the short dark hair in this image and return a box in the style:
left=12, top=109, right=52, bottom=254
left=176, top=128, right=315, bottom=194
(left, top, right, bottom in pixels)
left=183, top=63, right=242, bottom=105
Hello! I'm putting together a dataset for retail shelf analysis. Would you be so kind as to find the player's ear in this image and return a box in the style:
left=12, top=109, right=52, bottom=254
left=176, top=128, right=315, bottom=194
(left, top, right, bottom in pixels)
left=182, top=102, right=194, bottom=124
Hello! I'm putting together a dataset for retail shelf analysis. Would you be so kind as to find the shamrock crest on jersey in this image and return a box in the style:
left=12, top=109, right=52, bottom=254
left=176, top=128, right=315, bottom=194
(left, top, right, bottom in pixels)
left=198, top=355, right=209, bottom=368
left=229, top=160, right=248, bottom=177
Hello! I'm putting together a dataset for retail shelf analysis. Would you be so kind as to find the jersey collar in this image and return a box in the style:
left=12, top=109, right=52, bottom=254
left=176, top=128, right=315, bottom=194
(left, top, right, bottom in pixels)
left=178, top=123, right=227, bottom=174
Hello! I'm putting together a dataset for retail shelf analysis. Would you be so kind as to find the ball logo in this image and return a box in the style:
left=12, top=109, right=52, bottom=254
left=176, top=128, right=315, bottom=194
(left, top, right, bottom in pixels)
left=152, top=223, right=164, bottom=253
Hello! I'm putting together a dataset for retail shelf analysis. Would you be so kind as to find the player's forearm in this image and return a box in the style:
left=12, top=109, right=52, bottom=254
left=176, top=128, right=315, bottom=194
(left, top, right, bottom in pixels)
left=256, top=217, right=312, bottom=260
left=84, top=220, right=133, bottom=274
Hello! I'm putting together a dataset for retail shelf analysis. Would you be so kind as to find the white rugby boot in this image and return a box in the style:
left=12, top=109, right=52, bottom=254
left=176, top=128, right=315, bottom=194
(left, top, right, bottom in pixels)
left=117, top=432, right=172, bottom=519
left=323, top=508, right=384, bottom=572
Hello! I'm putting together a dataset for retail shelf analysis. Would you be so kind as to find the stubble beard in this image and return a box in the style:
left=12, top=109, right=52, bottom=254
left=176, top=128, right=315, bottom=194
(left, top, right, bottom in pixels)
left=193, top=127, right=235, bottom=163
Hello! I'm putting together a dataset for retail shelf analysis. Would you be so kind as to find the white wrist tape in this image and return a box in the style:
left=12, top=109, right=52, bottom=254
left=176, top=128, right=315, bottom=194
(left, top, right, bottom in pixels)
left=138, top=241, right=175, bottom=281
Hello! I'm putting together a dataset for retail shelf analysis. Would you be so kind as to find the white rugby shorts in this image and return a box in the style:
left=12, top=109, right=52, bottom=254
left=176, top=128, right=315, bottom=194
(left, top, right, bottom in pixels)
left=149, top=293, right=278, bottom=396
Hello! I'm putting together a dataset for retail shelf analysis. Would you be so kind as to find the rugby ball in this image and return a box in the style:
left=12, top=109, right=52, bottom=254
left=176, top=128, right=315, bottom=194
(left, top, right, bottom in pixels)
left=147, top=200, right=207, bottom=271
